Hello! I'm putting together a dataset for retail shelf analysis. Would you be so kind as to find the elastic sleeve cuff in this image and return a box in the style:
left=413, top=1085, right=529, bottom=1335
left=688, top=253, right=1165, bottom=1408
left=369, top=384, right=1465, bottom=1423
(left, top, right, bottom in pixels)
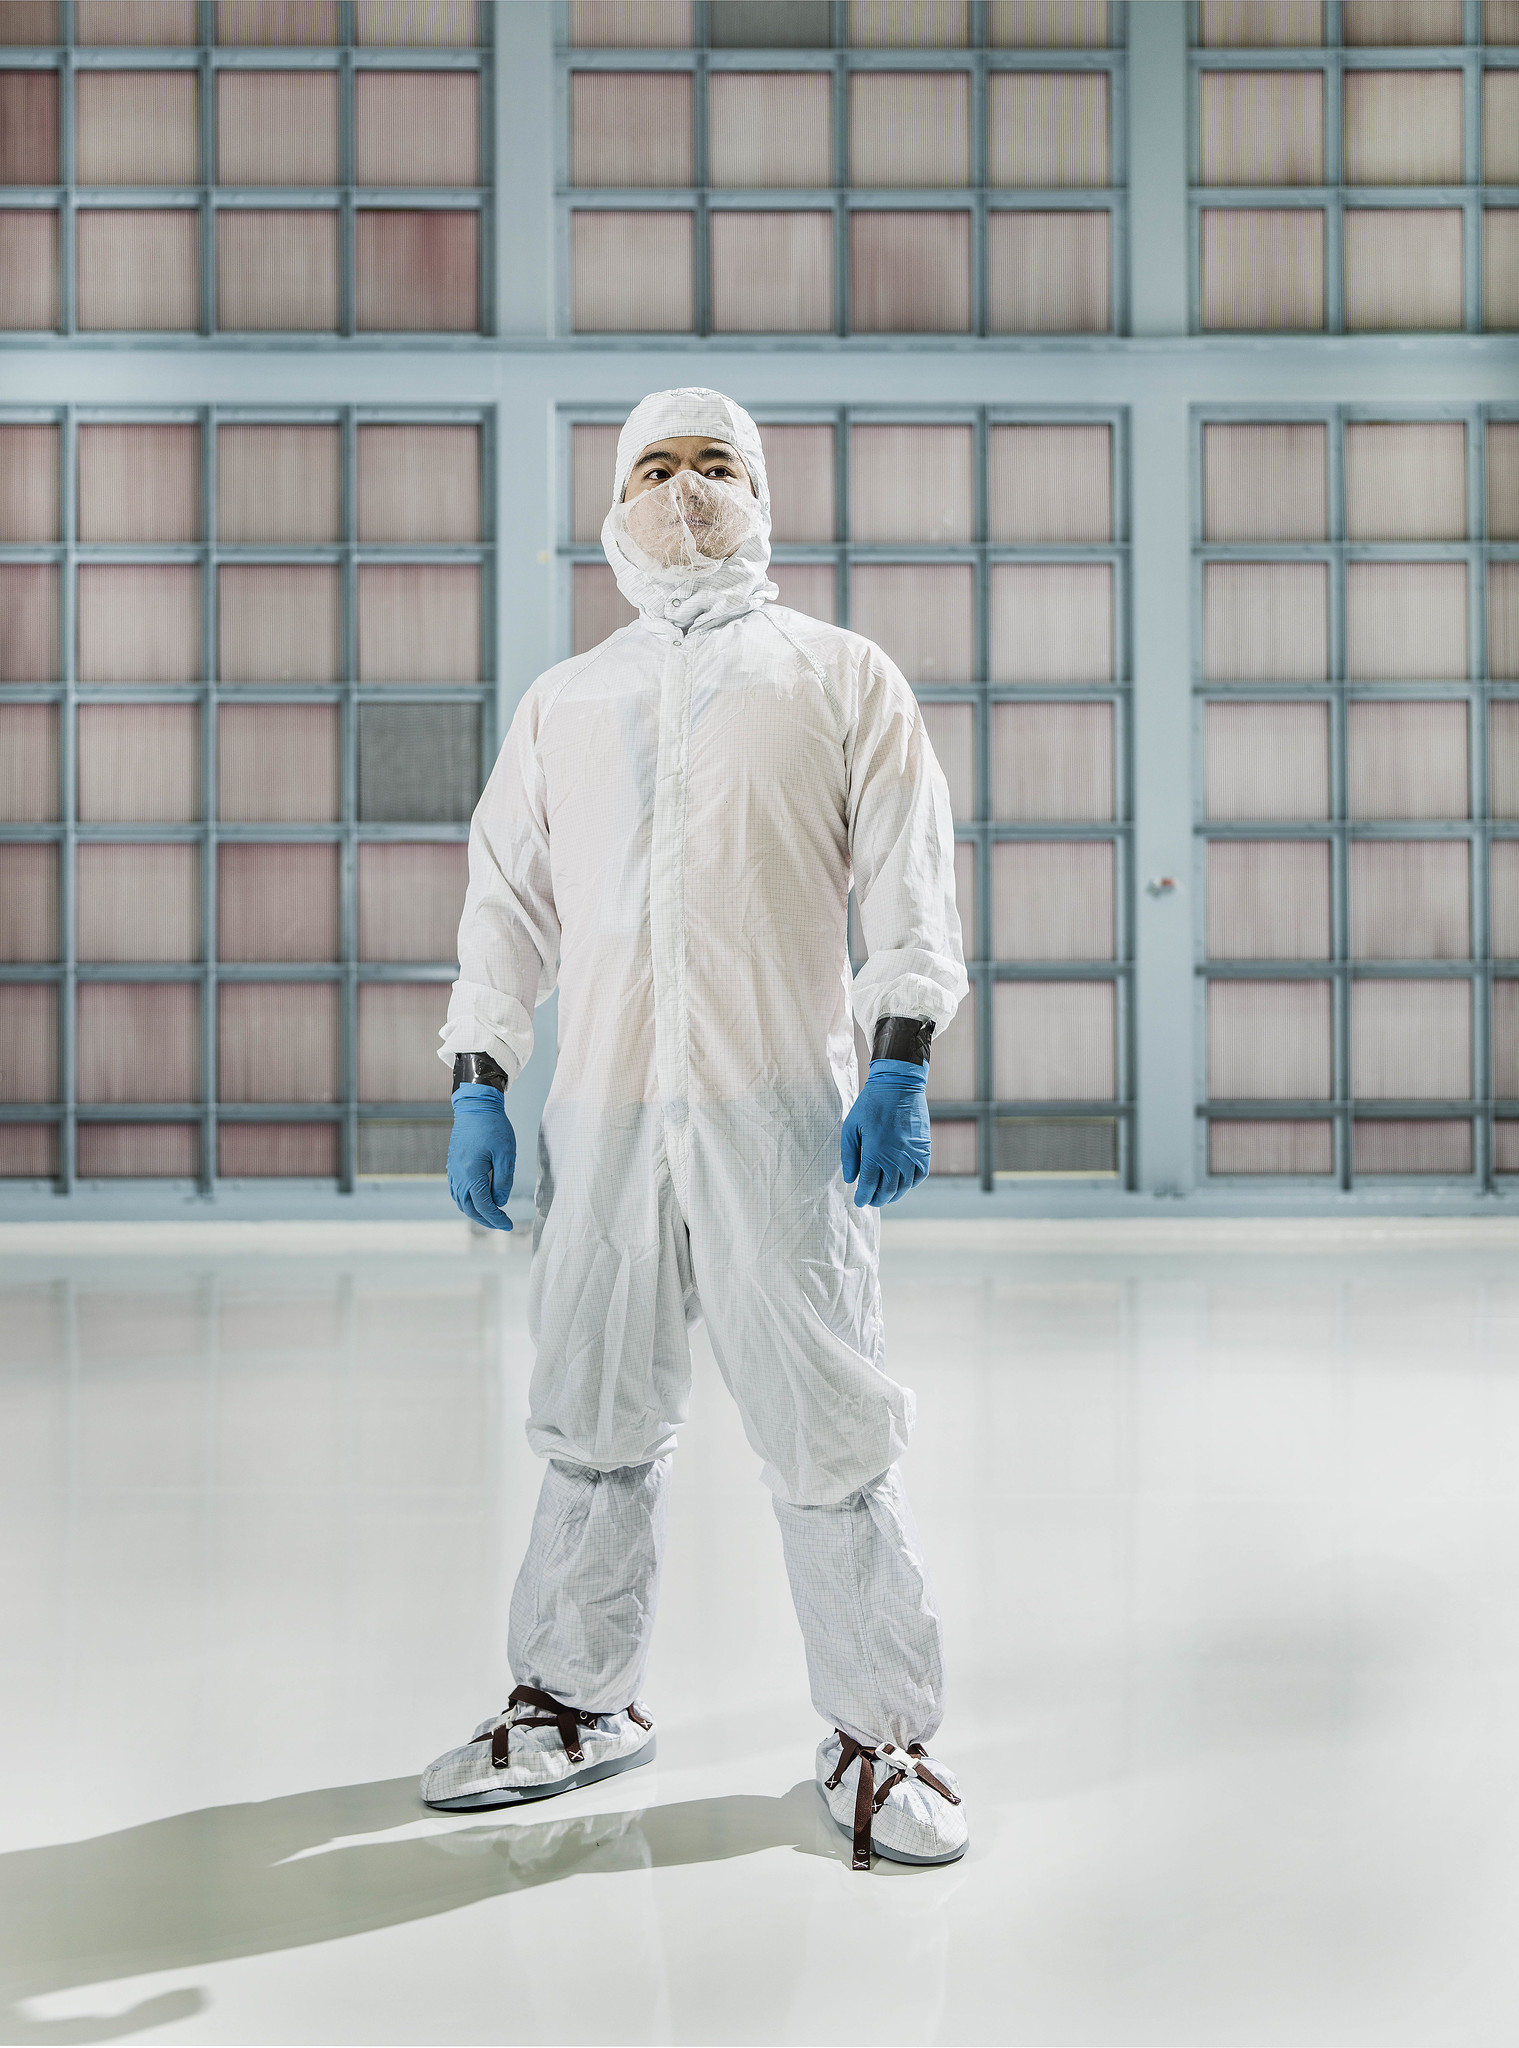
left=437, top=981, right=534, bottom=1082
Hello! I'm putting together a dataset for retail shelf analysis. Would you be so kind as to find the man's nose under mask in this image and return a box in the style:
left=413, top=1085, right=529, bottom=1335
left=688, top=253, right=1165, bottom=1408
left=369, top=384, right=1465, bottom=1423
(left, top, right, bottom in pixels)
left=613, top=470, right=761, bottom=572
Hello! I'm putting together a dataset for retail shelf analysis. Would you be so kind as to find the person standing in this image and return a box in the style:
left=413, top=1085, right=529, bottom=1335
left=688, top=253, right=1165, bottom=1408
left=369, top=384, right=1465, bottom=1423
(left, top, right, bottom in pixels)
left=422, top=389, right=968, bottom=1870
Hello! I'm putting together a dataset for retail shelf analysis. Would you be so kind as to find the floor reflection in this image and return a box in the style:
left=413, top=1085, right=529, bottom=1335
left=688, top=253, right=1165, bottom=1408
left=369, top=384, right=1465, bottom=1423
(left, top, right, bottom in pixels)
left=0, top=1779, right=834, bottom=2043
left=4, top=1230, right=1519, bottom=2044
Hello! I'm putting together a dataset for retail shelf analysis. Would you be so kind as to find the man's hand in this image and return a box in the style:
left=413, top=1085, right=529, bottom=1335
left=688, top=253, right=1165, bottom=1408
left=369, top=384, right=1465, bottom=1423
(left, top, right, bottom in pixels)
left=448, top=1083, right=516, bottom=1230
left=840, top=1058, right=931, bottom=1208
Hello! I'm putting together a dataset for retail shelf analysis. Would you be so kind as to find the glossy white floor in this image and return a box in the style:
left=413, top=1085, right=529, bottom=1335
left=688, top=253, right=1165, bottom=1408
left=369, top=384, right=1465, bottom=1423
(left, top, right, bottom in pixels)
left=2, top=1217, right=1518, bottom=2048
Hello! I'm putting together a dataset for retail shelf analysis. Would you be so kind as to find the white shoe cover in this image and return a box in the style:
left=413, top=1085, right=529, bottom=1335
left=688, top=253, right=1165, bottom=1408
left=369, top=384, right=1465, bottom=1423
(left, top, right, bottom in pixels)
left=816, top=1731, right=968, bottom=1869
left=421, top=1698, right=656, bottom=1811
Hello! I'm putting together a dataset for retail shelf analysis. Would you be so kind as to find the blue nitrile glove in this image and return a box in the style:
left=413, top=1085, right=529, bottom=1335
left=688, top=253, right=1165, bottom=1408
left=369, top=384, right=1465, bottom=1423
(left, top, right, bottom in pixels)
left=447, top=1083, right=515, bottom=1231
left=840, top=1058, right=932, bottom=1208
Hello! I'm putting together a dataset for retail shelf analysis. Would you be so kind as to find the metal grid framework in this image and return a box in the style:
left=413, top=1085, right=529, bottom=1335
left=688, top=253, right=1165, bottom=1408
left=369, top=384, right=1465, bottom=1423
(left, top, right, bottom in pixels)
left=1191, top=401, right=1519, bottom=1189
left=0, top=400, right=497, bottom=1193
left=559, top=401, right=1134, bottom=1190
left=555, top=2, right=1130, bottom=339
left=1188, top=1, right=1519, bottom=333
left=0, top=0, right=495, bottom=340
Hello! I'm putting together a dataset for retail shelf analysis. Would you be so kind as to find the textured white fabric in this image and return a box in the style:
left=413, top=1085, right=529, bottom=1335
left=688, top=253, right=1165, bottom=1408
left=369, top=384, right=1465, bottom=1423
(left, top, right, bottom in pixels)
left=611, top=385, right=770, bottom=512
left=506, top=1453, right=946, bottom=1750
left=616, top=470, right=763, bottom=570
left=508, top=1457, right=672, bottom=1714
left=440, top=592, right=964, bottom=1498
left=420, top=1701, right=654, bottom=1808
left=601, top=387, right=777, bottom=631
left=815, top=1731, right=968, bottom=1865
left=773, top=1466, right=945, bottom=1749
left=440, top=604, right=964, bottom=1496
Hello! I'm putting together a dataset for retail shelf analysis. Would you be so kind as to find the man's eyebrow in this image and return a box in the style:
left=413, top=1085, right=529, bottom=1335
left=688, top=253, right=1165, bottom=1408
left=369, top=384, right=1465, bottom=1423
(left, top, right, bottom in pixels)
left=636, top=445, right=739, bottom=467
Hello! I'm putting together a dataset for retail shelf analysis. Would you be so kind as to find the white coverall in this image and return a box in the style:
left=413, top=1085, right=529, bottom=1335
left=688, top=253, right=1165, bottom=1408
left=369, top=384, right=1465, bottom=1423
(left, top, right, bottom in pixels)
left=440, top=389, right=967, bottom=1751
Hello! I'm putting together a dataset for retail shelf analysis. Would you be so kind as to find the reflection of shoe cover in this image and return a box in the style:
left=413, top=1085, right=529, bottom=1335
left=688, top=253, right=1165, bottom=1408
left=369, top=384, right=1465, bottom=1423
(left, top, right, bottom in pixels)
left=817, top=1730, right=968, bottom=1870
left=421, top=1685, right=656, bottom=1811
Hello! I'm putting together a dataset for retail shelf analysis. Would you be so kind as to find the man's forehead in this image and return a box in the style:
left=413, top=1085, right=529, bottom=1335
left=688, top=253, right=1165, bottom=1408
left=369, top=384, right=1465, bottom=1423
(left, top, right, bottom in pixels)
left=633, top=435, right=740, bottom=464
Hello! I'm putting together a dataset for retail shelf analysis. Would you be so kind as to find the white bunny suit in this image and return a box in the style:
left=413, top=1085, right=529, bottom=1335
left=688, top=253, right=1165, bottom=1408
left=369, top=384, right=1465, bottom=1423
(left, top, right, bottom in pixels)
left=440, top=389, right=967, bottom=1748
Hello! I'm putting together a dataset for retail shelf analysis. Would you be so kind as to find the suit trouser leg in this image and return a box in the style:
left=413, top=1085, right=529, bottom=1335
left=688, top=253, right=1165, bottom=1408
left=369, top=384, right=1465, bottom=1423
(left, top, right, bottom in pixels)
left=507, top=1454, right=672, bottom=1714
left=772, top=1465, right=946, bottom=1753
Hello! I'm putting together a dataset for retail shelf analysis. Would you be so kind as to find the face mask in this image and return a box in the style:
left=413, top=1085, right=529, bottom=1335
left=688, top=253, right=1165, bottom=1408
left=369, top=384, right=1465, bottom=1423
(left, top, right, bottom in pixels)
left=616, top=469, right=761, bottom=572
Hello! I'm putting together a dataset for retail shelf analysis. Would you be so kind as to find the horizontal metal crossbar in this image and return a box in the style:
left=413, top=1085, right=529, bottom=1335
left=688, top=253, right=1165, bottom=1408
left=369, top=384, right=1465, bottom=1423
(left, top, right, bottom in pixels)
left=1202, top=1100, right=1519, bottom=1117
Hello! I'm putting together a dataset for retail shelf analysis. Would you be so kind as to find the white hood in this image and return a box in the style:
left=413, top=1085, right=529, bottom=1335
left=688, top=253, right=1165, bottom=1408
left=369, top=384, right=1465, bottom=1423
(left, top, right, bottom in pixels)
left=601, top=386, right=778, bottom=633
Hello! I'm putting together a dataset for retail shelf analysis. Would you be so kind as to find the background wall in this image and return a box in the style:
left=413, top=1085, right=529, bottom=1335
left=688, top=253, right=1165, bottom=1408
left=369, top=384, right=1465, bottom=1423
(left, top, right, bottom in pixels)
left=0, top=0, right=1515, bottom=1217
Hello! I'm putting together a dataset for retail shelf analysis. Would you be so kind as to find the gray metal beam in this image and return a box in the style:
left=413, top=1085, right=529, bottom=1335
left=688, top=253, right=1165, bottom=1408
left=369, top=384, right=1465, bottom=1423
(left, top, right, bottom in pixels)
left=494, top=0, right=555, bottom=338
left=3, top=339, right=1514, bottom=409
left=1125, top=3, right=1202, bottom=1194
left=1130, top=397, right=1196, bottom=1195
left=1127, top=1, right=1188, bottom=339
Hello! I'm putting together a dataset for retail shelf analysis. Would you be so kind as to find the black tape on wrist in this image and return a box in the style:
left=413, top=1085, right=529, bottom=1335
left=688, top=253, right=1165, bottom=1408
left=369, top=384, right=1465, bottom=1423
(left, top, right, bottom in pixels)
left=871, top=1016, right=934, bottom=1066
left=452, top=1052, right=509, bottom=1093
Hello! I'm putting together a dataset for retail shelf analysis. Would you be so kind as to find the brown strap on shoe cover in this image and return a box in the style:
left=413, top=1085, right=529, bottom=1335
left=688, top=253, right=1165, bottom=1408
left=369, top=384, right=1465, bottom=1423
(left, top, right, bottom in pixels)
left=473, top=1686, right=648, bottom=1772
left=827, top=1733, right=961, bottom=1870
left=825, top=1735, right=876, bottom=1871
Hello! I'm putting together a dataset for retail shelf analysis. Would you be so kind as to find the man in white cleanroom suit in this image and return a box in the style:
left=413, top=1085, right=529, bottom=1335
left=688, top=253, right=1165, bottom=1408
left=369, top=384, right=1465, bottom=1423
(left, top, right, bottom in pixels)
left=422, top=389, right=969, bottom=1870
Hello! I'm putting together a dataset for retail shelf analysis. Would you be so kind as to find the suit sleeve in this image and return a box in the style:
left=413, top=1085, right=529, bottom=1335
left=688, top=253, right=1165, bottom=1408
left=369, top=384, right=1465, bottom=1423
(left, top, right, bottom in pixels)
left=846, top=647, right=968, bottom=1042
left=437, top=688, right=560, bottom=1082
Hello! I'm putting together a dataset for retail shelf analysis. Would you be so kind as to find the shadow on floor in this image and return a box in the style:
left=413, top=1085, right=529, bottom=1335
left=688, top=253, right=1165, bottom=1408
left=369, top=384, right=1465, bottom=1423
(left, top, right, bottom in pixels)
left=0, top=1776, right=837, bottom=2044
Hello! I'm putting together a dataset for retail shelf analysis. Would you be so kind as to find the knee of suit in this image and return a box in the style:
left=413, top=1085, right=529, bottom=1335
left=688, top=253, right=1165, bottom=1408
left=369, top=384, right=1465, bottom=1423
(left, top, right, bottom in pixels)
left=769, top=1460, right=901, bottom=1512
left=548, top=1454, right=665, bottom=1482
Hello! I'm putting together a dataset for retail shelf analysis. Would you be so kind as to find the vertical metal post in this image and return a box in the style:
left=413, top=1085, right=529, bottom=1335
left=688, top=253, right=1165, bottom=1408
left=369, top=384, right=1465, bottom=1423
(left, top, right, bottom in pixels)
left=478, top=1, right=495, bottom=336
left=1328, top=407, right=1352, bottom=1190
left=971, top=48, right=986, bottom=339
left=340, top=407, right=358, bottom=1191
left=833, top=49, right=849, bottom=337
left=1126, top=1, right=1188, bottom=340
left=339, top=1, right=355, bottom=339
left=200, top=405, right=217, bottom=1192
left=1131, top=401, right=1195, bottom=1195
left=1126, top=5, right=1195, bottom=1191
left=1110, top=27, right=1130, bottom=336
left=1325, top=52, right=1344, bottom=336
left=59, top=13, right=75, bottom=339
left=973, top=405, right=993, bottom=1190
left=59, top=408, right=77, bottom=1192
left=1116, top=408, right=1136, bottom=1185
left=1471, top=407, right=1491, bottom=1187
left=493, top=0, right=555, bottom=337
left=199, top=0, right=215, bottom=337
left=693, top=49, right=709, bottom=336
left=1463, top=42, right=1482, bottom=335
